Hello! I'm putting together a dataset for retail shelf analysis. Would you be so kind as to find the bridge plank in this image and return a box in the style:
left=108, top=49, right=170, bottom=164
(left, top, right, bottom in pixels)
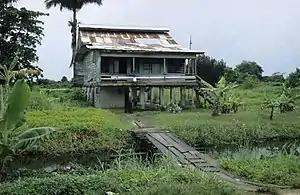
left=168, top=147, right=190, bottom=165
left=158, top=133, right=190, bottom=153
left=149, top=133, right=173, bottom=147
left=167, top=133, right=195, bottom=151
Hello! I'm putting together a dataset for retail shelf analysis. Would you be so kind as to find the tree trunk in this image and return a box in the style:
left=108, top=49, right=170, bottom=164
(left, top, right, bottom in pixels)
left=72, top=9, right=77, bottom=50
left=270, top=106, right=274, bottom=120
left=211, top=101, right=220, bottom=116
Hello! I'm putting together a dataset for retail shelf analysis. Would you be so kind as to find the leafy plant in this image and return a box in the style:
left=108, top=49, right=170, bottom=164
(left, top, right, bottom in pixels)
left=201, top=76, right=239, bottom=116
left=261, top=81, right=300, bottom=120
left=0, top=80, right=57, bottom=180
left=165, top=102, right=182, bottom=114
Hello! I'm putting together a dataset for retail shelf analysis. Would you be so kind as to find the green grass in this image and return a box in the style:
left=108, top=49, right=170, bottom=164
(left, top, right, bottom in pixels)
left=220, top=151, right=300, bottom=187
left=0, top=156, right=239, bottom=195
left=149, top=108, right=300, bottom=147
left=18, top=107, right=134, bottom=154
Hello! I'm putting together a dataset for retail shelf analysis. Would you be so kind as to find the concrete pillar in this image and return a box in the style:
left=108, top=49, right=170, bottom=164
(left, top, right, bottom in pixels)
left=140, top=87, right=145, bottom=109
left=159, top=87, right=165, bottom=105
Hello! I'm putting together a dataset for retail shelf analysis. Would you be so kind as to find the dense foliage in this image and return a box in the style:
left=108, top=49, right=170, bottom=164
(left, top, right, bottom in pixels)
left=0, top=1, right=47, bottom=81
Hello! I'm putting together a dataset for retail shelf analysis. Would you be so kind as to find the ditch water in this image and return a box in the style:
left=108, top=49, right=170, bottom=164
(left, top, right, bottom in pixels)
left=5, top=148, right=148, bottom=182
left=207, top=139, right=300, bottom=159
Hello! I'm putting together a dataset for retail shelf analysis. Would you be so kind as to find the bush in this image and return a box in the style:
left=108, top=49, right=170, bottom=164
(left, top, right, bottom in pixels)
left=241, top=76, right=260, bottom=89
left=71, top=88, right=85, bottom=101
left=28, top=90, right=52, bottom=110
left=16, top=108, right=134, bottom=153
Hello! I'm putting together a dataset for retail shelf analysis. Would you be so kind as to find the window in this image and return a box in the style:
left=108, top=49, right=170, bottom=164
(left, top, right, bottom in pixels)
left=143, top=64, right=152, bottom=73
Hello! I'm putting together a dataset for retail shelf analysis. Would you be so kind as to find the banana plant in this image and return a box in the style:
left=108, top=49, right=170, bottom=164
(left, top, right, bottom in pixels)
left=201, top=76, right=239, bottom=116
left=0, top=79, right=57, bottom=179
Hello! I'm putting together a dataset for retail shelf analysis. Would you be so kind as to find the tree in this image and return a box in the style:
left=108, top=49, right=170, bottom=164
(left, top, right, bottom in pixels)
left=44, top=0, right=103, bottom=50
left=196, top=55, right=227, bottom=86
left=61, top=76, right=68, bottom=82
left=0, top=1, right=47, bottom=81
left=235, top=61, right=264, bottom=80
left=286, top=68, right=300, bottom=88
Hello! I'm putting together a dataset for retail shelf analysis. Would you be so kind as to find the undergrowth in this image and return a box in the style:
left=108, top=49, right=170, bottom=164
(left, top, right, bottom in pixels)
left=152, top=109, right=300, bottom=147
left=0, top=155, right=239, bottom=195
left=220, top=149, right=300, bottom=187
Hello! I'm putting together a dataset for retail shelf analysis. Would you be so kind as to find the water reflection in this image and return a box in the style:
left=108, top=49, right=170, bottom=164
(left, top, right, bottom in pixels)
left=208, top=139, right=300, bottom=159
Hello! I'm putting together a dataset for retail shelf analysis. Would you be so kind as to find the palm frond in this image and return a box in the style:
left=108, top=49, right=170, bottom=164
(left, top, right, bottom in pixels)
left=13, top=127, right=58, bottom=150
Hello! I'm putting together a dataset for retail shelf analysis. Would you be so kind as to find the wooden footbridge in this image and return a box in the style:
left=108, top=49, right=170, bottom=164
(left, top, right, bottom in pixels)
left=131, top=124, right=293, bottom=194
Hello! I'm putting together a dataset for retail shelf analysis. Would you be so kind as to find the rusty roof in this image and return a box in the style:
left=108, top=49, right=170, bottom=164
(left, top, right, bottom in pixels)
left=76, top=24, right=204, bottom=54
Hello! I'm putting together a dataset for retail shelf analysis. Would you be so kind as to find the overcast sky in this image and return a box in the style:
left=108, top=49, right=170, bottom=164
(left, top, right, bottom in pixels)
left=17, top=0, right=300, bottom=80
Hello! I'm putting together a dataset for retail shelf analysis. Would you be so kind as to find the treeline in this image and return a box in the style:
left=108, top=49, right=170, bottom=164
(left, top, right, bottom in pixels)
left=32, top=76, right=71, bottom=88
left=196, top=55, right=300, bottom=88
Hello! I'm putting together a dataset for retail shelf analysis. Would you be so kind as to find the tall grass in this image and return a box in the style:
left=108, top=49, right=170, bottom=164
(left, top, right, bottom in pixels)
left=0, top=155, right=239, bottom=195
left=220, top=148, right=300, bottom=187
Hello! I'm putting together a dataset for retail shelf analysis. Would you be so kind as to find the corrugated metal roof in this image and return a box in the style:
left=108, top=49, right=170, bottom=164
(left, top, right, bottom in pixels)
left=78, top=24, right=170, bottom=33
left=77, top=24, right=204, bottom=54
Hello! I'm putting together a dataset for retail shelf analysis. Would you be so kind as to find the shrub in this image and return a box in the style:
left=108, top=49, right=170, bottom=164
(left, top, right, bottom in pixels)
left=28, top=90, right=52, bottom=110
left=71, top=88, right=85, bottom=101
left=16, top=108, right=134, bottom=153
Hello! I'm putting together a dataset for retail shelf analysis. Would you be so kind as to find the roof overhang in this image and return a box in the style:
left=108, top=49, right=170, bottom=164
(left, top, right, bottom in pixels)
left=74, top=44, right=204, bottom=61
left=78, top=24, right=170, bottom=33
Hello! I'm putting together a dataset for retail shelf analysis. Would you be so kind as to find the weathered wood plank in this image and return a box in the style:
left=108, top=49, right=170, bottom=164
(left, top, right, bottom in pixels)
left=149, top=133, right=173, bottom=147
left=167, top=133, right=195, bottom=151
left=168, top=147, right=190, bottom=165
left=158, top=133, right=190, bottom=153
left=145, top=134, right=170, bottom=154
left=189, top=150, right=219, bottom=167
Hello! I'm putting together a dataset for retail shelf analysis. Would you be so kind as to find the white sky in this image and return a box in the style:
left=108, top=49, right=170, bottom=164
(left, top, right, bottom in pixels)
left=17, top=0, right=300, bottom=80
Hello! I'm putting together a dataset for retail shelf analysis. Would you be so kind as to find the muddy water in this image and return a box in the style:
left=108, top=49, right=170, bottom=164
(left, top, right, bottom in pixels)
left=207, top=139, right=300, bottom=158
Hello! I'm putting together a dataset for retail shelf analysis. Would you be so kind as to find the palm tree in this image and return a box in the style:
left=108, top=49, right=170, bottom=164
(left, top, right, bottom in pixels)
left=44, top=0, right=103, bottom=49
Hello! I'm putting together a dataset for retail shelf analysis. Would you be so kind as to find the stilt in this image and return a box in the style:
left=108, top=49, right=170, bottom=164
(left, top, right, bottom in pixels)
left=180, top=87, right=186, bottom=107
left=132, top=87, right=137, bottom=108
left=191, top=88, right=195, bottom=107
left=159, top=87, right=165, bottom=105
left=140, top=87, right=145, bottom=109
left=170, top=87, right=173, bottom=102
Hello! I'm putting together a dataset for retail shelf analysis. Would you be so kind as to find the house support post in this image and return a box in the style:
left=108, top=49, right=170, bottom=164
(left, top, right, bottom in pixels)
left=131, top=87, right=137, bottom=108
left=170, top=87, right=176, bottom=103
left=140, top=87, right=145, bottom=110
left=180, top=87, right=186, bottom=107
left=150, top=88, right=155, bottom=104
left=191, top=88, right=195, bottom=107
left=159, top=87, right=164, bottom=105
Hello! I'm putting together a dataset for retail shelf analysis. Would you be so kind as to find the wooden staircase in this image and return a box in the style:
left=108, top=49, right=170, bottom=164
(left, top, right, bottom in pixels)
left=194, top=75, right=215, bottom=105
